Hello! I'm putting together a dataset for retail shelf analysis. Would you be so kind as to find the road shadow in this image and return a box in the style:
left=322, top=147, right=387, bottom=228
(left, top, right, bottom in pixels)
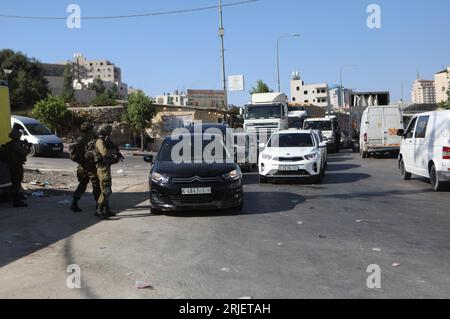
left=0, top=189, right=150, bottom=269
left=326, top=164, right=360, bottom=172
left=323, top=173, right=371, bottom=184
left=369, top=153, right=399, bottom=159
left=164, top=191, right=305, bottom=218
left=327, top=156, right=353, bottom=163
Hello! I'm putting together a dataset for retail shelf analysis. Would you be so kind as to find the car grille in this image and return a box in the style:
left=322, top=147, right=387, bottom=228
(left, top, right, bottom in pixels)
left=171, top=176, right=223, bottom=184
left=274, top=157, right=304, bottom=162
left=169, top=195, right=215, bottom=204
left=273, top=170, right=310, bottom=176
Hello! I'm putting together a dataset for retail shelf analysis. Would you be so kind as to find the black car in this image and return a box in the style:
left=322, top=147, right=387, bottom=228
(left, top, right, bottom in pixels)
left=145, top=134, right=244, bottom=214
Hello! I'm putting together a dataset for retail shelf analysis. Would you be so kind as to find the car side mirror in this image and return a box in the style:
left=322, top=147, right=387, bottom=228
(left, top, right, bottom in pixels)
left=144, top=155, right=154, bottom=163
left=396, top=129, right=405, bottom=137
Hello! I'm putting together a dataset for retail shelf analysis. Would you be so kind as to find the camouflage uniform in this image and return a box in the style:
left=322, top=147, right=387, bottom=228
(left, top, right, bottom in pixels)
left=95, top=125, right=117, bottom=217
left=4, top=128, right=30, bottom=207
left=71, top=123, right=101, bottom=213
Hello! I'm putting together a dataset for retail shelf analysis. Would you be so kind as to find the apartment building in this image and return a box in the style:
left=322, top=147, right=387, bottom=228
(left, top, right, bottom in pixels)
left=290, top=72, right=330, bottom=108
left=329, top=86, right=353, bottom=111
left=411, top=79, right=436, bottom=104
left=435, top=67, right=450, bottom=103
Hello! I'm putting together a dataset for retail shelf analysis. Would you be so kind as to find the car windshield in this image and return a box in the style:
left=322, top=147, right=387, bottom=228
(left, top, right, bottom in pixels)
left=244, top=105, right=282, bottom=120
left=25, top=123, right=53, bottom=136
left=304, top=121, right=332, bottom=131
left=268, top=133, right=314, bottom=148
left=158, top=136, right=232, bottom=162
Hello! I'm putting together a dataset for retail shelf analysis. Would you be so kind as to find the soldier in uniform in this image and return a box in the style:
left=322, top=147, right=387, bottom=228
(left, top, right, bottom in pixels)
left=71, top=122, right=101, bottom=213
left=4, top=127, right=31, bottom=207
left=95, top=124, right=121, bottom=218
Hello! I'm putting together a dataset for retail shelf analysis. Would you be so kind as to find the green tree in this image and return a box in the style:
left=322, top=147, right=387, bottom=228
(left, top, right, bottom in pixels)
left=91, top=93, right=116, bottom=107
left=124, top=90, right=157, bottom=151
left=31, top=95, right=69, bottom=136
left=249, top=80, right=273, bottom=95
left=62, top=63, right=75, bottom=103
left=0, top=49, right=50, bottom=111
left=89, top=77, right=106, bottom=95
left=438, top=82, right=450, bottom=110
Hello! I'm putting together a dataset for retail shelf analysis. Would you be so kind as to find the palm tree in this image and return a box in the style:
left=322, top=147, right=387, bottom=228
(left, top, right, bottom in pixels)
left=249, top=80, right=273, bottom=95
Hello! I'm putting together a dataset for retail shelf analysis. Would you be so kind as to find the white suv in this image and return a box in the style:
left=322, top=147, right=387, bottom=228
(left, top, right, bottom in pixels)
left=398, top=111, right=450, bottom=191
left=259, top=130, right=324, bottom=184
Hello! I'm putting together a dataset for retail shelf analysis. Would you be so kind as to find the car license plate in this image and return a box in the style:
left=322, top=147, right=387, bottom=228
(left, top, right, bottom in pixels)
left=279, top=166, right=299, bottom=171
left=182, top=187, right=212, bottom=195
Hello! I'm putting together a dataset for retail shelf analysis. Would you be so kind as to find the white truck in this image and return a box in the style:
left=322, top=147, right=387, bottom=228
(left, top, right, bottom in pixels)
left=359, top=105, right=404, bottom=158
left=243, top=93, right=289, bottom=143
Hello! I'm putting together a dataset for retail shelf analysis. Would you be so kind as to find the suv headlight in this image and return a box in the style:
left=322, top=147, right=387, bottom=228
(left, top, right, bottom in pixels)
left=151, top=172, right=170, bottom=184
left=261, top=154, right=272, bottom=160
left=305, top=153, right=319, bottom=161
left=223, top=169, right=242, bottom=181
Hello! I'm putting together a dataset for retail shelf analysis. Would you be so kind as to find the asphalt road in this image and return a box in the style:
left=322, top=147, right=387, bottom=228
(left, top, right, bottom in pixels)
left=1, top=150, right=450, bottom=298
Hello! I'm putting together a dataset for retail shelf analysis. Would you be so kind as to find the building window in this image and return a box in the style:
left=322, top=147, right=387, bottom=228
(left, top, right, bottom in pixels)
left=296, top=87, right=300, bottom=91
left=292, top=97, right=296, bottom=101
left=304, top=91, right=308, bottom=95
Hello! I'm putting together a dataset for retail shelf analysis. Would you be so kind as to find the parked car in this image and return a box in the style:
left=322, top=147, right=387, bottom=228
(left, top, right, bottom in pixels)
left=304, top=117, right=341, bottom=153
left=311, top=130, right=328, bottom=172
left=258, top=130, right=324, bottom=184
left=359, top=105, right=403, bottom=158
left=145, top=133, right=244, bottom=214
left=340, top=130, right=353, bottom=149
left=11, top=116, right=64, bottom=157
left=397, top=110, right=450, bottom=191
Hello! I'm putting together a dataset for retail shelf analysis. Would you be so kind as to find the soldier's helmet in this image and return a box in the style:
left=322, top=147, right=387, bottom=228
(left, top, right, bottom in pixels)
left=8, top=127, right=22, bottom=140
left=97, top=124, right=113, bottom=137
left=80, top=122, right=94, bottom=133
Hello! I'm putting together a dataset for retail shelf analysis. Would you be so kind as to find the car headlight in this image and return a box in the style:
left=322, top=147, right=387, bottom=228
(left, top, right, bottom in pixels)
left=37, top=141, right=48, bottom=145
left=261, top=154, right=272, bottom=160
left=223, top=169, right=242, bottom=181
left=304, top=153, right=319, bottom=160
left=151, top=172, right=170, bottom=184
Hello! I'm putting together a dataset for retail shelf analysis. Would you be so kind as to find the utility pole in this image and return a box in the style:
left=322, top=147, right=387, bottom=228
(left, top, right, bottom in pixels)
left=276, top=34, right=301, bottom=92
left=219, top=0, right=227, bottom=108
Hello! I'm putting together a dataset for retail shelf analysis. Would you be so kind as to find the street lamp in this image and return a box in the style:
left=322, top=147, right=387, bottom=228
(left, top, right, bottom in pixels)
left=339, top=65, right=357, bottom=111
left=3, top=69, right=12, bottom=85
left=277, top=34, right=301, bottom=92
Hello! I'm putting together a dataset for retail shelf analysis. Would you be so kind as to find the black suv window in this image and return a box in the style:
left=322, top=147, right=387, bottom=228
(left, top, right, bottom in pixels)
left=405, top=117, right=417, bottom=139
left=415, top=116, right=429, bottom=139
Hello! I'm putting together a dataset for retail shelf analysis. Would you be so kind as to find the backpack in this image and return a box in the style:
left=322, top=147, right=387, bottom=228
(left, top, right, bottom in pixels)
left=69, top=139, right=87, bottom=164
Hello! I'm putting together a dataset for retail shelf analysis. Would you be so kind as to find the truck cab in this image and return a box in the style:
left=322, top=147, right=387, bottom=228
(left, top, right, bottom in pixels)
left=0, top=85, right=12, bottom=194
left=303, top=116, right=341, bottom=153
left=243, top=93, right=289, bottom=144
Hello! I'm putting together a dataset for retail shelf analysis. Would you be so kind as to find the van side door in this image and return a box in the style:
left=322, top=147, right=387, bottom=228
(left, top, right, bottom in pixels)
left=413, top=115, right=430, bottom=176
left=402, top=117, right=417, bottom=172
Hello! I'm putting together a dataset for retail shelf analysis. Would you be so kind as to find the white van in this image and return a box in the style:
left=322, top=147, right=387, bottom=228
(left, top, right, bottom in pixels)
left=360, top=105, right=403, bottom=157
left=398, top=110, right=450, bottom=191
left=11, top=116, right=64, bottom=157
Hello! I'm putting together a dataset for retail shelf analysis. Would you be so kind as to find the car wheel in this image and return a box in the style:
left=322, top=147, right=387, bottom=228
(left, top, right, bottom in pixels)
left=29, top=145, right=37, bottom=157
left=400, top=158, right=411, bottom=180
left=429, top=164, right=446, bottom=192
left=259, top=175, right=268, bottom=184
left=361, top=150, right=368, bottom=158
left=150, top=207, right=163, bottom=215
left=312, top=173, right=322, bottom=184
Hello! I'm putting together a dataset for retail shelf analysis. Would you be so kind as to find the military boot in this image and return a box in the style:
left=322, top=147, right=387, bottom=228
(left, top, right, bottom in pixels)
left=70, top=198, right=82, bottom=213
left=104, top=205, right=117, bottom=217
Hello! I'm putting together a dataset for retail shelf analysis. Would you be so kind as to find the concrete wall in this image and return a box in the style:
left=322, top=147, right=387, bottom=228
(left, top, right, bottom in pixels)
left=68, top=105, right=125, bottom=124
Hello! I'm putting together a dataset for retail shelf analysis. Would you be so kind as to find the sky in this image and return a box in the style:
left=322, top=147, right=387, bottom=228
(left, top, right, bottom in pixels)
left=1, top=0, right=449, bottom=106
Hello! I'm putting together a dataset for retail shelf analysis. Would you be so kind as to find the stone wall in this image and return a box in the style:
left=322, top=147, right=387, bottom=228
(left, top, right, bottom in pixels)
left=68, top=105, right=126, bottom=124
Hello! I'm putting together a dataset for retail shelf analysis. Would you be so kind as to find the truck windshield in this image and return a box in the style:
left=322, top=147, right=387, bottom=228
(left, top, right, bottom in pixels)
left=268, top=133, right=314, bottom=148
left=304, top=121, right=332, bottom=131
left=244, top=105, right=282, bottom=120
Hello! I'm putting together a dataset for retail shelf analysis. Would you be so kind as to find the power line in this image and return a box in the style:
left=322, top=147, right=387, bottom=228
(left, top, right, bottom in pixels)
left=0, top=0, right=259, bottom=20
